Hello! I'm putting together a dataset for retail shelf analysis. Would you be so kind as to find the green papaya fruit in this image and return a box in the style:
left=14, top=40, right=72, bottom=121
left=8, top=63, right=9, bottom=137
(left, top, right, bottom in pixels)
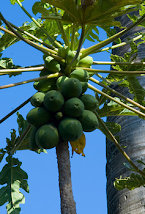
left=78, top=110, right=99, bottom=132
left=43, top=55, right=61, bottom=73
left=56, top=76, right=69, bottom=90
left=26, top=107, right=51, bottom=127
left=66, top=50, right=80, bottom=66
left=81, top=81, right=88, bottom=94
left=80, top=94, right=99, bottom=111
left=64, top=97, right=84, bottom=117
left=58, top=46, right=69, bottom=59
left=39, top=68, right=52, bottom=76
left=58, top=117, right=83, bottom=142
left=33, top=78, right=56, bottom=92
left=36, top=123, right=59, bottom=149
left=44, top=90, right=64, bottom=112
left=55, top=111, right=63, bottom=120
left=30, top=92, right=45, bottom=107
left=70, top=69, right=89, bottom=82
left=29, top=127, right=39, bottom=151
left=60, top=78, right=82, bottom=98
left=78, top=56, right=93, bottom=68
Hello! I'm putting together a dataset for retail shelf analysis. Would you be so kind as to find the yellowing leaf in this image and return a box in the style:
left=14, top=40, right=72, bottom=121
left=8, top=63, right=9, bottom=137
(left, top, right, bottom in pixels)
left=70, top=133, right=86, bottom=157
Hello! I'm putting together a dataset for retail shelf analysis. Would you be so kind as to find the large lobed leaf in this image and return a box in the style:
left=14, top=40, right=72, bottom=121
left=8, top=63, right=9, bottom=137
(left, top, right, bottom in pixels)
left=0, top=155, right=29, bottom=214
left=41, top=0, right=143, bottom=27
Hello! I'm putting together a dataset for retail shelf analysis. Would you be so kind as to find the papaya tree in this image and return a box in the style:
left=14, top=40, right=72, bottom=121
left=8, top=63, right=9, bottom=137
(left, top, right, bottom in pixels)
left=1, top=0, right=145, bottom=214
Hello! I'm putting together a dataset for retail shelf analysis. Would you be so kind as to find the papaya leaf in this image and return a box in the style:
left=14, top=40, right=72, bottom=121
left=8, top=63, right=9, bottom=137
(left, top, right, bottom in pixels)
left=0, top=57, right=16, bottom=69
left=114, top=173, right=145, bottom=190
left=127, top=76, right=145, bottom=106
left=110, top=41, right=145, bottom=106
left=10, top=0, right=24, bottom=5
left=6, top=129, right=17, bottom=151
left=0, top=57, right=21, bottom=77
left=0, top=155, right=29, bottom=213
left=41, top=0, right=82, bottom=23
left=98, top=97, right=137, bottom=117
left=127, top=2, right=145, bottom=27
left=82, top=0, right=142, bottom=26
left=15, top=112, right=32, bottom=151
left=0, top=30, right=19, bottom=53
left=0, top=149, right=6, bottom=163
left=85, top=26, right=100, bottom=43
left=17, top=112, right=29, bottom=136
left=32, top=2, right=51, bottom=16
left=4, top=113, right=29, bottom=152
left=70, top=133, right=86, bottom=157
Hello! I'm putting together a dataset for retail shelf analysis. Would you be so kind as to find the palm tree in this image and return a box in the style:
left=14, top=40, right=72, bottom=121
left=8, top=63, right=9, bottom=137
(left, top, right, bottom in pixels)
left=106, top=11, right=145, bottom=213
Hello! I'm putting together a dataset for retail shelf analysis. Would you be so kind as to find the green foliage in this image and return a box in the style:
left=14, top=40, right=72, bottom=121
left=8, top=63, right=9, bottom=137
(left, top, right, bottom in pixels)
left=32, top=2, right=51, bottom=16
left=1, top=0, right=145, bottom=212
left=0, top=29, right=18, bottom=53
left=41, top=0, right=142, bottom=27
left=98, top=97, right=137, bottom=117
left=127, top=1, right=145, bottom=27
left=0, top=155, right=29, bottom=213
left=114, top=172, right=145, bottom=190
left=110, top=41, right=145, bottom=107
left=10, top=0, right=24, bottom=5
left=0, top=149, right=6, bottom=163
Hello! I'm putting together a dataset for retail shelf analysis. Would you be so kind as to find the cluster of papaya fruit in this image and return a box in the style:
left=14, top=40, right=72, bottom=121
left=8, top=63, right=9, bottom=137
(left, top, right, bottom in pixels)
left=27, top=47, right=99, bottom=151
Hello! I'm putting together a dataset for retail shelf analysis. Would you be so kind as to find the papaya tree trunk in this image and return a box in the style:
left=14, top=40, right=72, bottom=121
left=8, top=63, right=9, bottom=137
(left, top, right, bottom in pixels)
left=56, top=141, right=77, bottom=214
left=106, top=11, right=145, bottom=214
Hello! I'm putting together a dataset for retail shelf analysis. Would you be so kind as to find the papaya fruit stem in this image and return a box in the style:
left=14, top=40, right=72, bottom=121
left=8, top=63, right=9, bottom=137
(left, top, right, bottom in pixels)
left=0, top=73, right=61, bottom=89
left=76, top=66, right=145, bottom=75
left=80, top=13, right=145, bottom=58
left=0, top=66, right=45, bottom=75
left=95, top=73, right=112, bottom=84
left=93, top=60, right=145, bottom=66
left=95, top=111, right=145, bottom=177
left=100, top=34, right=143, bottom=53
left=15, top=0, right=62, bottom=48
left=56, top=141, right=77, bottom=214
left=65, top=24, right=85, bottom=75
left=10, top=125, right=32, bottom=155
left=88, top=83, right=145, bottom=118
left=0, top=97, right=32, bottom=124
left=71, top=25, right=76, bottom=51
left=0, top=26, right=16, bottom=37
left=54, top=7, right=69, bottom=47
left=90, top=77, right=145, bottom=112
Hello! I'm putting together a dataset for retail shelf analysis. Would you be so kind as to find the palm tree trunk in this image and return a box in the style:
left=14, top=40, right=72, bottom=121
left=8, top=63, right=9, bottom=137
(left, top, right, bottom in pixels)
left=106, top=11, right=145, bottom=214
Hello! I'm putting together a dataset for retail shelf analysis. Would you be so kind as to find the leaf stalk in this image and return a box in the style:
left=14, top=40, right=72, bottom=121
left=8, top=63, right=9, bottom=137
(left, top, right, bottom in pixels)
left=0, top=73, right=61, bottom=89
left=90, top=77, right=145, bottom=111
left=95, top=111, right=145, bottom=177
left=88, top=83, right=145, bottom=118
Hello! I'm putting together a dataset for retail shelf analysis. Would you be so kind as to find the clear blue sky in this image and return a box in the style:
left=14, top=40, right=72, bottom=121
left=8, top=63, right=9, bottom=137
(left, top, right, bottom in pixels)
left=0, top=1, right=111, bottom=213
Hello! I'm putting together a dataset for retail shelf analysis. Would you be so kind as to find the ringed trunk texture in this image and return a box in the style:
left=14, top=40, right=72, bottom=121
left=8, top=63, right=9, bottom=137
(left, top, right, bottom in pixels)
left=106, top=11, right=145, bottom=214
left=56, top=141, right=77, bottom=214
